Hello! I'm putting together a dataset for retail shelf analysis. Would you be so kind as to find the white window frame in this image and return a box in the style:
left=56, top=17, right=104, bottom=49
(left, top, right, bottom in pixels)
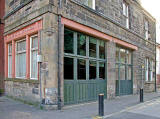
left=145, top=20, right=149, bottom=40
left=82, top=0, right=95, bottom=9
left=145, top=58, right=149, bottom=81
left=8, top=43, right=12, bottom=78
left=30, top=35, right=38, bottom=80
left=15, top=39, right=26, bottom=79
left=123, top=1, right=129, bottom=28
left=150, top=60, right=153, bottom=81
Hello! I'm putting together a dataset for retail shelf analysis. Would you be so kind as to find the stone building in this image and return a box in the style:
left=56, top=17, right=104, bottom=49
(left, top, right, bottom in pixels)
left=4, top=0, right=156, bottom=108
left=0, top=0, right=5, bottom=94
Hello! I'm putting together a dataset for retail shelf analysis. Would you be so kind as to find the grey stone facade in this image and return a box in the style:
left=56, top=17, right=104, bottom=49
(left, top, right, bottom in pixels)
left=4, top=0, right=156, bottom=107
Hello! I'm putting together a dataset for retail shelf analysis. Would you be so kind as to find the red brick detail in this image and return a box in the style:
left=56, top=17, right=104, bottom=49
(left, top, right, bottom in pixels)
left=4, top=20, right=42, bottom=79
left=12, top=40, right=15, bottom=78
left=26, top=35, right=30, bottom=79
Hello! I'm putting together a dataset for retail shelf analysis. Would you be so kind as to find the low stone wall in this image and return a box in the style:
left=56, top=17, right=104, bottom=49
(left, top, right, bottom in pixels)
left=5, top=78, right=40, bottom=104
left=144, top=82, right=155, bottom=93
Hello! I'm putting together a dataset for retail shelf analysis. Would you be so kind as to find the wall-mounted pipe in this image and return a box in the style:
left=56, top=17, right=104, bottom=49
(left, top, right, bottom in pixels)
left=57, top=0, right=62, bottom=110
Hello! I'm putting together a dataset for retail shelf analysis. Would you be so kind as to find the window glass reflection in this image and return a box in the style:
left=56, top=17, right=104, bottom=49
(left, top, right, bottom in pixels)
left=78, top=33, right=86, bottom=56
left=99, top=40, right=105, bottom=59
left=64, top=29, right=74, bottom=54
left=78, top=59, right=86, bottom=80
left=120, top=65, right=125, bottom=80
left=120, top=48, right=126, bottom=63
left=89, top=61, right=97, bottom=80
left=64, top=57, right=74, bottom=80
left=99, top=62, right=105, bottom=79
left=89, top=37, right=97, bottom=58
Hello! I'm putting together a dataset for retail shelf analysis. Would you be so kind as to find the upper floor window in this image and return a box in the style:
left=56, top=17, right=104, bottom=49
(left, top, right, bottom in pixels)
left=82, top=0, right=95, bottom=9
left=145, top=20, right=149, bottom=40
left=123, top=1, right=129, bottom=28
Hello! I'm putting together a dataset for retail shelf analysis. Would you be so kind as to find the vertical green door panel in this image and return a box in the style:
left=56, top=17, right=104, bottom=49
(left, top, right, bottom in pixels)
left=116, top=80, right=133, bottom=96
left=64, top=80, right=106, bottom=105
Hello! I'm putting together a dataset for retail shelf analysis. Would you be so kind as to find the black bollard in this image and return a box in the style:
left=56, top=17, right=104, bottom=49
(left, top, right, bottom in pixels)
left=99, top=94, right=104, bottom=117
left=140, top=88, right=143, bottom=102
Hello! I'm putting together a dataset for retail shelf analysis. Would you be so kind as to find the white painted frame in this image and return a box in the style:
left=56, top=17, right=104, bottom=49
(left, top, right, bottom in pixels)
left=123, top=1, right=129, bottom=29
left=8, top=43, right=12, bottom=78
left=145, top=58, right=149, bottom=81
left=145, top=20, right=149, bottom=40
left=15, top=39, right=26, bottom=79
left=30, top=34, right=38, bottom=80
left=82, top=0, right=95, bottom=10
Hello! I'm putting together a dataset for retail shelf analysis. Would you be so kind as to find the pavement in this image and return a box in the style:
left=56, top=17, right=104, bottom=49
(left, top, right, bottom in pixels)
left=0, top=92, right=160, bottom=119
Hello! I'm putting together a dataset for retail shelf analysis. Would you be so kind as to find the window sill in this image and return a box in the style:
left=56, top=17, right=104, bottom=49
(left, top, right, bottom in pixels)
left=145, top=81, right=155, bottom=84
left=5, top=78, right=39, bottom=84
left=30, top=78, right=38, bottom=80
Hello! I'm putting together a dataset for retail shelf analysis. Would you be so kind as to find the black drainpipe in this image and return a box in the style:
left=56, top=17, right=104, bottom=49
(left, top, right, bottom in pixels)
left=155, top=42, right=157, bottom=92
left=58, top=0, right=62, bottom=110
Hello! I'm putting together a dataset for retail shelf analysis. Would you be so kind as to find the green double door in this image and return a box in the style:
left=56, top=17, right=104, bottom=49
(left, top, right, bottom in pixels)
left=64, top=80, right=106, bottom=105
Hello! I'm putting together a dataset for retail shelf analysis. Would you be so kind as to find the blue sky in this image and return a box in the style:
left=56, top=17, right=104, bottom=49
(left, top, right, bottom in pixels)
left=141, top=0, right=160, bottom=42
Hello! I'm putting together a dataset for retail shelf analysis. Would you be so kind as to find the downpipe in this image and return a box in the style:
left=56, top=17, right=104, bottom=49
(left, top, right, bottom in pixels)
left=57, top=0, right=62, bottom=110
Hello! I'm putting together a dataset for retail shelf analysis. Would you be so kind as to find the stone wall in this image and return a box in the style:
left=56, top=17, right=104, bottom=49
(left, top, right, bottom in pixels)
left=4, top=0, right=59, bottom=105
left=5, top=79, right=40, bottom=103
left=63, top=0, right=156, bottom=43
left=144, top=82, right=155, bottom=93
left=62, top=0, right=156, bottom=94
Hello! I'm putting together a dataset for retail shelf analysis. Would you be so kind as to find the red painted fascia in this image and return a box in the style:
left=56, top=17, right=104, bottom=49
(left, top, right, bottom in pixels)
left=61, top=17, right=138, bottom=50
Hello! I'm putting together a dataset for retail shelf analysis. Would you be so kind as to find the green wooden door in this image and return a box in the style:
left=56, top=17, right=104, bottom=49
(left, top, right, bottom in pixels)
left=115, top=46, right=133, bottom=96
left=116, top=80, right=133, bottom=96
left=64, top=80, right=106, bottom=105
left=64, top=28, right=107, bottom=105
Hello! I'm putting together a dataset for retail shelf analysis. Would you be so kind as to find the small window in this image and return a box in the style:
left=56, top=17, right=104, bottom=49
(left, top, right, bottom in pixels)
left=16, top=40, right=26, bottom=78
left=78, top=59, right=86, bottom=80
left=99, top=40, right=105, bottom=59
left=99, top=62, right=105, bottom=80
left=145, top=58, right=149, bottom=81
left=120, top=48, right=126, bottom=63
left=120, top=65, right=125, bottom=80
left=127, top=66, right=132, bottom=80
left=8, top=44, right=12, bottom=78
left=30, top=35, right=38, bottom=79
left=116, top=47, right=120, bottom=63
left=145, top=20, right=149, bottom=40
left=115, top=64, right=119, bottom=81
left=126, top=50, right=132, bottom=64
left=89, top=37, right=97, bottom=58
left=149, top=60, right=153, bottom=81
left=89, top=61, right=97, bottom=80
left=82, top=0, right=95, bottom=9
left=77, top=33, right=86, bottom=56
left=123, top=1, right=129, bottom=28
left=64, top=57, right=74, bottom=80
left=64, top=29, right=74, bottom=54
